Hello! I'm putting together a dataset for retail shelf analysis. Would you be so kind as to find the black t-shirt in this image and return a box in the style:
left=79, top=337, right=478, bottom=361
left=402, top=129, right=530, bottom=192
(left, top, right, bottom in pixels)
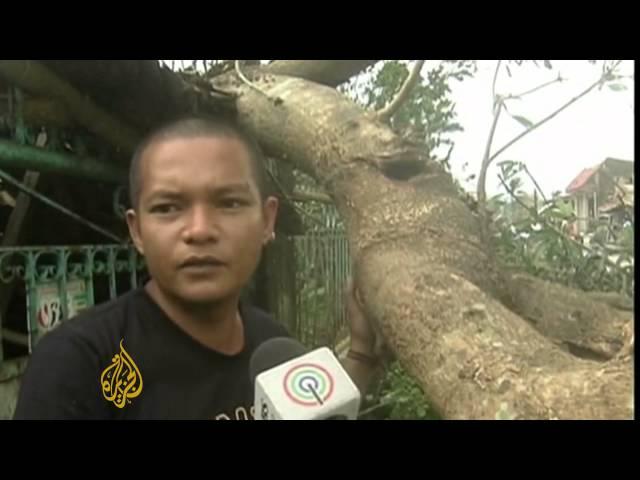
left=13, top=287, right=289, bottom=420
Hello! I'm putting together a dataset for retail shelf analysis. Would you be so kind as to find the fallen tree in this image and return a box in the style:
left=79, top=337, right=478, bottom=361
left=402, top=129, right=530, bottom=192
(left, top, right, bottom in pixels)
left=211, top=62, right=634, bottom=419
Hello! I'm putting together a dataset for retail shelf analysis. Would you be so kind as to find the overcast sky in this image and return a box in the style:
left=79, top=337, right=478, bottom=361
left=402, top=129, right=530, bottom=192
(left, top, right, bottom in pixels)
left=164, top=60, right=634, bottom=198
left=441, top=60, right=634, bottom=198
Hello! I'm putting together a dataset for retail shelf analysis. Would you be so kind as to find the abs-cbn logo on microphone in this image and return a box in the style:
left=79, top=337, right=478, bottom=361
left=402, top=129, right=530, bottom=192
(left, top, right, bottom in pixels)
left=283, top=363, right=335, bottom=406
left=253, top=343, right=361, bottom=420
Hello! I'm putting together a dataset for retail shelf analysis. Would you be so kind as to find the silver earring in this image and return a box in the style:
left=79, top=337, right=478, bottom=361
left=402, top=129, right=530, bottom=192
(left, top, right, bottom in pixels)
left=264, top=232, right=276, bottom=246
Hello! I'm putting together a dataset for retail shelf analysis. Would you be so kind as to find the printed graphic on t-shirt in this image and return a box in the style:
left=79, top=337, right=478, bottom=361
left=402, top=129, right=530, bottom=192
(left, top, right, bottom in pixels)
left=214, top=405, right=255, bottom=420
left=100, top=339, right=143, bottom=409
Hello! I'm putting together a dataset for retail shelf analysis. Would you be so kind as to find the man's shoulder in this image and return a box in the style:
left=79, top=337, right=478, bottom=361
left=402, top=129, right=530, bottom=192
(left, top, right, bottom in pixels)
left=13, top=291, right=146, bottom=420
left=39, top=289, right=142, bottom=352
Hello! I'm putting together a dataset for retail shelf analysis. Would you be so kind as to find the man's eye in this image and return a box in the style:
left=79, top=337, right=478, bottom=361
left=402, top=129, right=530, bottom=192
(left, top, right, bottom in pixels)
left=151, top=204, right=179, bottom=214
left=221, top=198, right=247, bottom=209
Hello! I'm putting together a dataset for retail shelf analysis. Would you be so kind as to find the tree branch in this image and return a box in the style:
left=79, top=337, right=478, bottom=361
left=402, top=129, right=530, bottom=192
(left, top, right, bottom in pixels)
left=0, top=61, right=140, bottom=154
left=487, top=61, right=623, bottom=166
left=376, top=61, right=426, bottom=123
left=477, top=101, right=504, bottom=237
left=521, top=164, right=548, bottom=204
left=504, top=75, right=563, bottom=101
left=505, top=272, right=632, bottom=360
left=235, top=60, right=278, bottom=103
left=492, top=60, right=502, bottom=101
left=477, top=61, right=507, bottom=236
left=263, top=60, right=378, bottom=87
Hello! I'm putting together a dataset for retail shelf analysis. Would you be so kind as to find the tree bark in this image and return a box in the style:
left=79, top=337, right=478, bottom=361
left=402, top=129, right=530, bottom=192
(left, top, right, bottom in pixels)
left=210, top=68, right=633, bottom=419
left=503, top=273, right=632, bottom=361
left=264, top=60, right=378, bottom=87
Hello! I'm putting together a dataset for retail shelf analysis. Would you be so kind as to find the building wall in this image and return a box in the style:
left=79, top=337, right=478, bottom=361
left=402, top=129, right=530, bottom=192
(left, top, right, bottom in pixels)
left=574, top=193, right=593, bottom=234
left=571, top=167, right=630, bottom=234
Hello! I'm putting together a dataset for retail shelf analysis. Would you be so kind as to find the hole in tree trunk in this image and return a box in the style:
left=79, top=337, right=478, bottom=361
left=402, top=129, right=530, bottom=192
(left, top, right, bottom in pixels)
left=381, top=160, right=425, bottom=181
left=564, top=342, right=613, bottom=362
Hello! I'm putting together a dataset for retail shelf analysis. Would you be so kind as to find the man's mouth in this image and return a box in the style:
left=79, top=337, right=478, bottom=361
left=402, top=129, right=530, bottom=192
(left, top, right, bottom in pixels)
left=179, top=256, right=226, bottom=269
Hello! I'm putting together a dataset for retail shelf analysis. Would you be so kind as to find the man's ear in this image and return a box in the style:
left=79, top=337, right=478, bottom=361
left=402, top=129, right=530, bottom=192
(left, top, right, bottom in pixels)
left=126, top=209, right=144, bottom=255
left=262, top=196, right=279, bottom=245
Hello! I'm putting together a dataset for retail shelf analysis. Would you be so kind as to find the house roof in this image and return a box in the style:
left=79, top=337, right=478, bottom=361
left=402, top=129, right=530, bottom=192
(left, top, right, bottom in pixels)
left=565, top=157, right=634, bottom=194
left=566, top=166, right=598, bottom=193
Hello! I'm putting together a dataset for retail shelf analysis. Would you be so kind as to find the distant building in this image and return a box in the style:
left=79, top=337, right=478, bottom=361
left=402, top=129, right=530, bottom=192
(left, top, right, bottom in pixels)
left=565, top=158, right=634, bottom=235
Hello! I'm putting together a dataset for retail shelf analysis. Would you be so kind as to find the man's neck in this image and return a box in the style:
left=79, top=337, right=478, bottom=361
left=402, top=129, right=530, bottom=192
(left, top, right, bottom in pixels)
left=145, top=281, right=244, bottom=355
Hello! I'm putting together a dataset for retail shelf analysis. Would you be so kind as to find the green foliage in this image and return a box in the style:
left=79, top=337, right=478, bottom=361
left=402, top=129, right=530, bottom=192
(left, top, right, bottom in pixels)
left=491, top=162, right=634, bottom=298
left=608, top=83, right=628, bottom=92
left=340, top=60, right=475, bottom=171
left=359, top=362, right=441, bottom=420
left=484, top=60, right=634, bottom=298
left=619, top=223, right=634, bottom=250
left=512, top=115, right=534, bottom=129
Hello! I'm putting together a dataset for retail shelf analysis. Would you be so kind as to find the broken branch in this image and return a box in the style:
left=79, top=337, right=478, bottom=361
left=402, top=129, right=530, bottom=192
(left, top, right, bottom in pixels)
left=376, top=61, right=426, bottom=123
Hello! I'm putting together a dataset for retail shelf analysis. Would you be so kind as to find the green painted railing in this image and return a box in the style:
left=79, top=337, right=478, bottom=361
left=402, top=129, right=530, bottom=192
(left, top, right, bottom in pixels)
left=0, top=245, right=145, bottom=357
left=0, top=232, right=351, bottom=361
left=265, top=231, right=351, bottom=349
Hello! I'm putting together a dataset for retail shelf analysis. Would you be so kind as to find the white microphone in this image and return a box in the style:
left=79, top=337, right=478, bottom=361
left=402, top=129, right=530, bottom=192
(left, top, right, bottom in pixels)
left=250, top=337, right=361, bottom=420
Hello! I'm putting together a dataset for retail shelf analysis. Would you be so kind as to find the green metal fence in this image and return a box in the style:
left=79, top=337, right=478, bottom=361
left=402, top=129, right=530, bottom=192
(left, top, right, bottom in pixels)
left=0, top=231, right=351, bottom=361
left=0, top=245, right=145, bottom=358
left=265, top=231, right=351, bottom=350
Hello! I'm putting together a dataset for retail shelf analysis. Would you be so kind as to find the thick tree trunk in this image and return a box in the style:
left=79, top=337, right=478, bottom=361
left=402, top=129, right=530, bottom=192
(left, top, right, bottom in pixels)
left=210, top=68, right=633, bottom=419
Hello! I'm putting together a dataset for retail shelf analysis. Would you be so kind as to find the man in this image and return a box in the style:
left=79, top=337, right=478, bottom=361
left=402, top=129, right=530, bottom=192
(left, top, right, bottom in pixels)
left=13, top=116, right=380, bottom=420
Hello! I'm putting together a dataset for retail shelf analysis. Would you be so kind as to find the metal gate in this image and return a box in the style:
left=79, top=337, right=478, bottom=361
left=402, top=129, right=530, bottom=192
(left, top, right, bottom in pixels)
left=0, top=244, right=145, bottom=359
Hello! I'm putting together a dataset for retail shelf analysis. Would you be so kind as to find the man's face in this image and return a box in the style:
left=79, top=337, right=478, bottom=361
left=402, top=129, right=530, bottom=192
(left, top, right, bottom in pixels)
left=126, top=135, right=278, bottom=305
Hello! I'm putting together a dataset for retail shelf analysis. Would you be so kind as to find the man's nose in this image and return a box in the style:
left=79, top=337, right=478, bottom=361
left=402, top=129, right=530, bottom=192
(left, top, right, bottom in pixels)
left=182, top=206, right=220, bottom=244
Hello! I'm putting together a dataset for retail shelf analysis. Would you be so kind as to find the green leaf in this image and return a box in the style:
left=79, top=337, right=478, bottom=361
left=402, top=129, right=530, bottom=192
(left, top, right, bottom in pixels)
left=509, top=177, right=522, bottom=192
left=608, top=83, right=627, bottom=92
left=554, top=202, right=575, bottom=219
left=512, top=115, right=534, bottom=128
left=497, top=160, right=516, bottom=178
